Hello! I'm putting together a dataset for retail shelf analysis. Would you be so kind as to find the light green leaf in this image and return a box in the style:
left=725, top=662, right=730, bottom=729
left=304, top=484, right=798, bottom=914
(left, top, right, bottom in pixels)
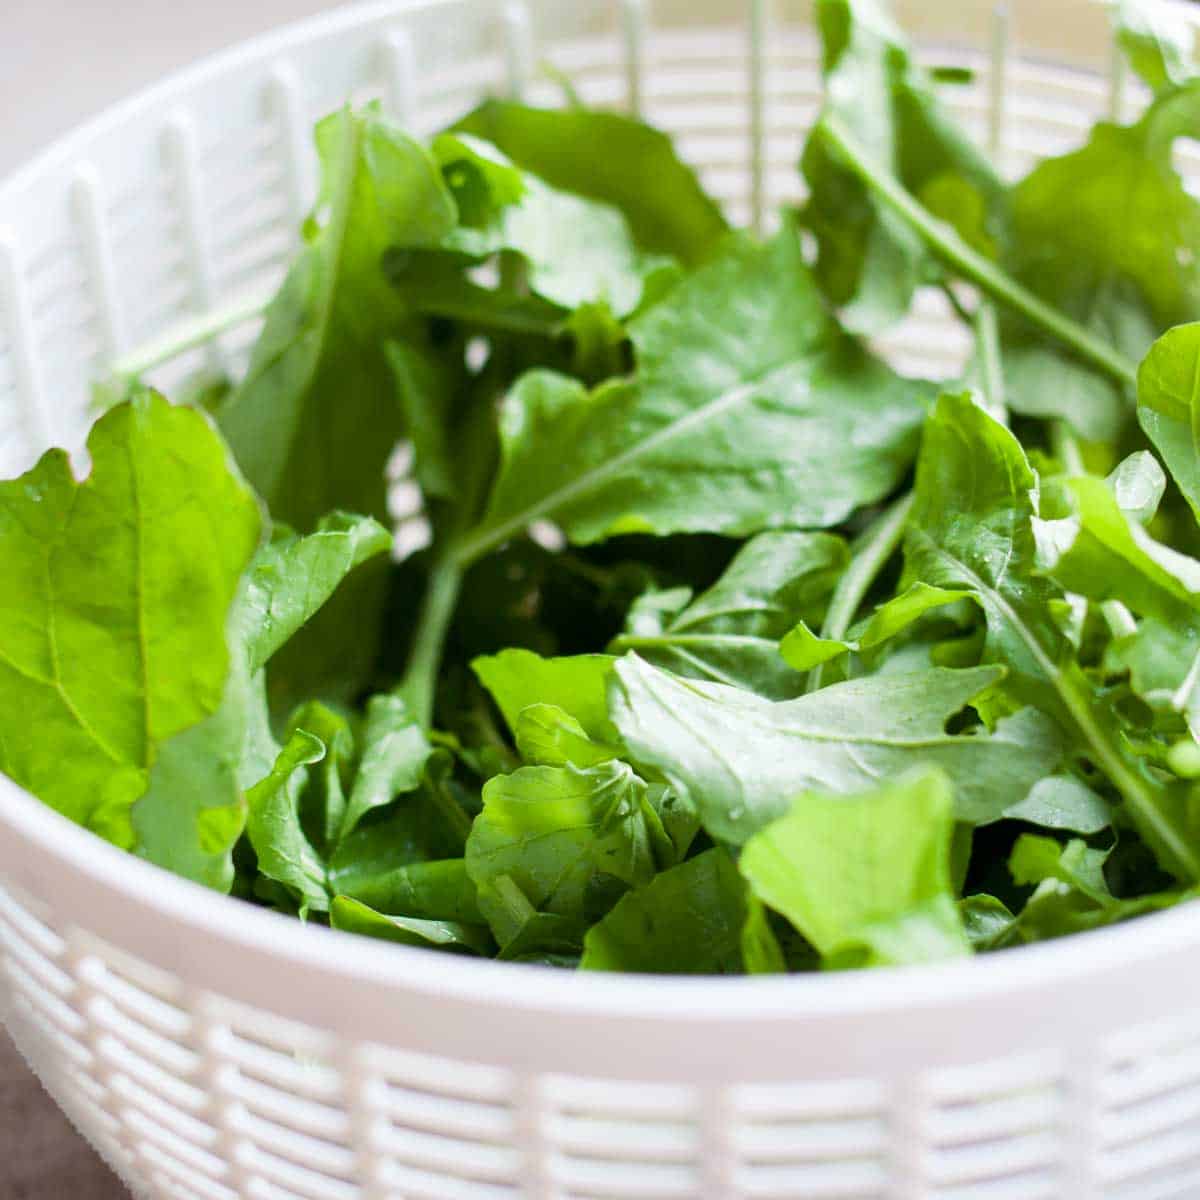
left=905, top=393, right=1200, bottom=880
left=0, top=392, right=260, bottom=852
left=581, top=849, right=754, bottom=974
left=1002, top=774, right=1114, bottom=834
left=471, top=648, right=618, bottom=741
left=1115, top=0, right=1198, bottom=94
left=780, top=581, right=973, bottom=671
left=801, top=0, right=1005, bottom=332
left=339, top=694, right=433, bottom=841
left=245, top=729, right=329, bottom=914
left=465, top=760, right=659, bottom=947
left=241, top=514, right=392, bottom=674
left=328, top=857, right=482, bottom=924
left=1137, top=322, right=1200, bottom=521
left=513, top=704, right=620, bottom=767
left=740, top=767, right=970, bottom=967
left=455, top=102, right=727, bottom=265
left=610, top=531, right=847, bottom=697
left=461, top=231, right=929, bottom=553
left=1001, top=83, right=1200, bottom=440
left=609, top=654, right=1062, bottom=841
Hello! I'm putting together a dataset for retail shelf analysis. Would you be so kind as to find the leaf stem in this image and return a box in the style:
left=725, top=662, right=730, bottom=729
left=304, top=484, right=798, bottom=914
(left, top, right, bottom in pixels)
left=820, top=114, right=1139, bottom=389
left=808, top=491, right=914, bottom=692
left=108, top=291, right=272, bottom=381
left=975, top=302, right=1007, bottom=423
left=397, top=556, right=464, bottom=728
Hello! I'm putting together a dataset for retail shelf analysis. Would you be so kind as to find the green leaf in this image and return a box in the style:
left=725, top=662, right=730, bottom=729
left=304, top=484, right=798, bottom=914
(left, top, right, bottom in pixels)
left=386, top=339, right=460, bottom=503
left=218, top=107, right=455, bottom=704
left=339, top=695, right=433, bottom=841
left=330, top=895, right=492, bottom=955
left=1106, top=617, right=1200, bottom=739
left=780, top=581, right=972, bottom=671
left=1115, top=0, right=1198, bottom=94
left=610, top=654, right=1062, bottom=842
left=434, top=132, right=659, bottom=316
left=1137, top=322, right=1200, bottom=521
left=465, top=760, right=659, bottom=947
left=0, top=392, right=260, bottom=850
left=328, top=857, right=482, bottom=923
left=459, top=231, right=929, bottom=555
left=800, top=0, right=1004, bottom=332
left=1009, top=833, right=1112, bottom=904
left=960, top=894, right=1018, bottom=951
left=1001, top=83, right=1200, bottom=440
left=610, top=532, right=847, bottom=697
left=739, top=767, right=970, bottom=967
left=1002, top=775, right=1114, bottom=835
left=471, top=648, right=618, bottom=741
left=513, top=704, right=621, bottom=767
left=905, top=393, right=1200, bottom=880
left=241, top=514, right=392, bottom=674
left=455, top=102, right=727, bottom=265
left=581, top=849, right=753, bottom=974
left=1036, top=473, right=1200, bottom=624
left=245, top=729, right=329, bottom=914
left=219, top=107, right=455, bottom=528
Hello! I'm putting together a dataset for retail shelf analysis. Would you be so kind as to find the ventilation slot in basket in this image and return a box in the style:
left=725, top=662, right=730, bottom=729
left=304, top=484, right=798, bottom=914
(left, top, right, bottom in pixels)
left=922, top=1051, right=1063, bottom=1200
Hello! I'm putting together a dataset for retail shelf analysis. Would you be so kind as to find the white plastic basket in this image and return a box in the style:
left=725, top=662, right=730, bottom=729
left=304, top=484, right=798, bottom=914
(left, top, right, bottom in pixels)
left=3, top=2, right=1200, bottom=1197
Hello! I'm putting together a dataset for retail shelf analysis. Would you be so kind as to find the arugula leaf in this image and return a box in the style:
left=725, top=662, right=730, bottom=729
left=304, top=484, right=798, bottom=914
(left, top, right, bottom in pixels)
left=1137, top=322, right=1200, bottom=521
left=339, top=694, right=433, bottom=841
left=581, top=849, right=754, bottom=974
left=242, top=514, right=392, bottom=674
left=1106, top=618, right=1200, bottom=740
left=454, top=102, right=727, bottom=264
left=219, top=107, right=455, bottom=528
left=455, top=231, right=929, bottom=557
left=1003, top=775, right=1113, bottom=835
left=513, top=704, right=621, bottom=767
left=329, top=857, right=481, bottom=923
left=465, top=760, right=661, bottom=947
left=433, top=133, right=658, bottom=315
left=609, top=532, right=847, bottom=697
left=245, top=729, right=329, bottom=914
left=1001, top=83, right=1200, bottom=440
left=217, top=107, right=455, bottom=704
left=610, top=654, right=1062, bottom=842
left=1115, top=0, right=1198, bottom=93
left=800, top=0, right=1004, bottom=332
left=330, top=895, right=492, bottom=955
left=0, top=393, right=260, bottom=851
left=471, top=648, right=618, bottom=741
left=905, top=393, right=1200, bottom=880
left=739, top=767, right=970, bottom=967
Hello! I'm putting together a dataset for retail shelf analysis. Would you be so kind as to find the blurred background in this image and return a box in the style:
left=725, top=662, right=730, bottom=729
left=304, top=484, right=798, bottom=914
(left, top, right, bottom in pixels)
left=0, top=1, right=333, bottom=175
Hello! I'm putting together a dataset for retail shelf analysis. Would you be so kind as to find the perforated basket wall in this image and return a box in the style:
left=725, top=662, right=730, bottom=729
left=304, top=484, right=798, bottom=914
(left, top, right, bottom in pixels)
left=3, top=2, right=1200, bottom=1198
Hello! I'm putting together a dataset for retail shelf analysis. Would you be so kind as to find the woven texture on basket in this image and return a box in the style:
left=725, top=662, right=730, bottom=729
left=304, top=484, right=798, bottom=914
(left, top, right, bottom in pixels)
left=3, top=2, right=1200, bottom=1198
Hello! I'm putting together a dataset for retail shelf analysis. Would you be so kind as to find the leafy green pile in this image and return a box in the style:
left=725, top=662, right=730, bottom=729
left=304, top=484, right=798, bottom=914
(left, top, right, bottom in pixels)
left=5, top=0, right=1200, bottom=972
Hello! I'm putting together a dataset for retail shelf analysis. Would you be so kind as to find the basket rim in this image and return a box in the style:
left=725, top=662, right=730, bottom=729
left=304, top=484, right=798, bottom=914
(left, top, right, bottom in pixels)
left=2, top=0, right=1200, bottom=1021
left=4, top=764, right=1199, bottom=1017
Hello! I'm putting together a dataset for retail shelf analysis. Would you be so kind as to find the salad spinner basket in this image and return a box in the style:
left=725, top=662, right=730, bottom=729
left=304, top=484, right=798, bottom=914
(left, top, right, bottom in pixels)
left=3, top=1, right=1200, bottom=1197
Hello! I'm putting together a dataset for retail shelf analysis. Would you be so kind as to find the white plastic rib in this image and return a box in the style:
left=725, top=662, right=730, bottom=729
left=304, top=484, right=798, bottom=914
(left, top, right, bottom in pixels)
left=381, top=28, right=419, bottom=128
left=0, top=231, right=57, bottom=453
left=514, top=1073, right=556, bottom=1199
left=1063, top=1044, right=1102, bottom=1198
left=71, top=166, right=127, bottom=361
left=701, top=1087, right=738, bottom=1197
left=162, top=112, right=226, bottom=374
left=503, top=2, right=535, bottom=101
left=621, top=0, right=649, bottom=117
left=988, top=4, right=1011, bottom=159
left=890, top=1073, right=928, bottom=1200
left=748, top=0, right=770, bottom=234
left=67, top=947, right=162, bottom=1196
left=267, top=64, right=315, bottom=235
left=342, top=1047, right=393, bottom=1200
left=191, top=999, right=263, bottom=1198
